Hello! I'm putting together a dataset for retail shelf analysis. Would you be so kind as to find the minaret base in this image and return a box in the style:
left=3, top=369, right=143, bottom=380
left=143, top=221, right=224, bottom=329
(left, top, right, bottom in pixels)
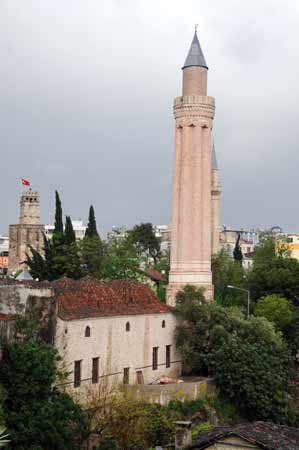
left=166, top=276, right=214, bottom=307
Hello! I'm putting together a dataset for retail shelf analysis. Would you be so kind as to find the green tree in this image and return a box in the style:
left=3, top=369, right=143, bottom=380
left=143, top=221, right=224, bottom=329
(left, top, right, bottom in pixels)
left=233, top=234, right=243, bottom=262
left=81, top=237, right=103, bottom=277
left=0, top=322, right=88, bottom=450
left=212, top=250, right=247, bottom=308
left=208, top=337, right=290, bottom=423
left=85, top=205, right=99, bottom=238
left=25, top=245, right=49, bottom=280
left=63, top=217, right=82, bottom=279
left=283, top=310, right=299, bottom=356
left=91, top=398, right=174, bottom=450
left=174, top=286, right=292, bottom=422
left=248, top=235, right=299, bottom=302
left=128, top=223, right=161, bottom=264
left=255, top=294, right=292, bottom=331
left=100, top=237, right=143, bottom=281
left=54, top=190, right=63, bottom=235
left=64, top=216, right=76, bottom=245
left=81, top=206, right=103, bottom=277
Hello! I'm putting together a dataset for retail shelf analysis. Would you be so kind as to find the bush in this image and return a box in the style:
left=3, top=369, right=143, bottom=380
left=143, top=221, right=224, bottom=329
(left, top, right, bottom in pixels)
left=208, top=337, right=291, bottom=423
left=175, top=285, right=292, bottom=423
left=255, top=294, right=292, bottom=331
left=0, top=332, right=88, bottom=450
left=96, top=400, right=174, bottom=450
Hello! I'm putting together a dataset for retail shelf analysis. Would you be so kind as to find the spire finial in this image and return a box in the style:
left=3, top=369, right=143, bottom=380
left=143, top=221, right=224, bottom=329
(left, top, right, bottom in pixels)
left=182, top=28, right=208, bottom=70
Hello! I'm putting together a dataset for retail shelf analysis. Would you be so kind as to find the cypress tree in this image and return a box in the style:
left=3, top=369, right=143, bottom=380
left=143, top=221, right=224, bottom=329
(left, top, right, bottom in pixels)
left=85, top=206, right=99, bottom=238
left=233, top=233, right=243, bottom=263
left=54, top=191, right=63, bottom=235
left=64, top=216, right=76, bottom=245
left=51, top=191, right=66, bottom=278
left=25, top=246, right=48, bottom=281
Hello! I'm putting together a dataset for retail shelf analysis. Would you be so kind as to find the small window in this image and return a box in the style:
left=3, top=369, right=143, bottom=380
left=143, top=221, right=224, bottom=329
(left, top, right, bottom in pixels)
left=126, top=322, right=130, bottom=332
left=162, top=320, right=166, bottom=328
left=123, top=367, right=130, bottom=385
left=92, top=357, right=99, bottom=384
left=152, top=347, right=158, bottom=371
left=85, top=326, right=91, bottom=337
left=74, top=360, right=81, bottom=388
left=166, top=345, right=171, bottom=368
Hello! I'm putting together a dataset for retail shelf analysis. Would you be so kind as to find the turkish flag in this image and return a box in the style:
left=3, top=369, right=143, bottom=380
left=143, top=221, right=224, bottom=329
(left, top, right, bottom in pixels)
left=21, top=178, right=30, bottom=186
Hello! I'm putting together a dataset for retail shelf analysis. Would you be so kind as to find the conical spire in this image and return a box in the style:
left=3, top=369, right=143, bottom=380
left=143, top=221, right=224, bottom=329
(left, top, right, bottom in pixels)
left=183, top=31, right=208, bottom=70
left=212, top=141, right=218, bottom=170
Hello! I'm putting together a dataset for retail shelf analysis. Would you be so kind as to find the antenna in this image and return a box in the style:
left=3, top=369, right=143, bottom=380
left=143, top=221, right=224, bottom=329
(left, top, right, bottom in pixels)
left=195, top=23, right=198, bottom=33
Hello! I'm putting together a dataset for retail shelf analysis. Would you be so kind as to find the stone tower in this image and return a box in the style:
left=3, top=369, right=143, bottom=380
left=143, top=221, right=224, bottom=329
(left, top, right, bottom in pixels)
left=211, top=142, right=221, bottom=255
left=9, top=189, right=45, bottom=274
left=167, top=31, right=216, bottom=305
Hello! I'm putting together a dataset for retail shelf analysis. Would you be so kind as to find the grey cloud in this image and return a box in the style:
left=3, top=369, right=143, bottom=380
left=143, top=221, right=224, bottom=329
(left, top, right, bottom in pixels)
left=1, top=0, right=299, bottom=236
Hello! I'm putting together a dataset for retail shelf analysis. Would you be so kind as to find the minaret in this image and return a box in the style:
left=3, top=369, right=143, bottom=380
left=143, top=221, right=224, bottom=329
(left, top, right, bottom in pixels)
left=167, top=30, right=215, bottom=305
left=211, top=142, right=221, bottom=255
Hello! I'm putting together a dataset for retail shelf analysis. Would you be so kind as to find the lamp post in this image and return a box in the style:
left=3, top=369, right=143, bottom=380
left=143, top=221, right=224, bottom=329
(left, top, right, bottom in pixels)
left=227, top=285, right=250, bottom=319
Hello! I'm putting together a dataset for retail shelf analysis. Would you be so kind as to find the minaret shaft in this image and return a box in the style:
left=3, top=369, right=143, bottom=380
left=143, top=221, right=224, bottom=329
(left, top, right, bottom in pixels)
left=167, top=33, right=215, bottom=306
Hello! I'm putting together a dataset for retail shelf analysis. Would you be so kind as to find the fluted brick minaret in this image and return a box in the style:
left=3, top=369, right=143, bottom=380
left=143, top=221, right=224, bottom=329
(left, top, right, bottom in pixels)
left=211, top=142, right=221, bottom=255
left=167, top=31, right=215, bottom=305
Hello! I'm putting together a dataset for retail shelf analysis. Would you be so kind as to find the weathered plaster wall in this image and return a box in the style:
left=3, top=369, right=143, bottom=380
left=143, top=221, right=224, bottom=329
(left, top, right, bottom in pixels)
left=0, top=285, right=56, bottom=344
left=129, top=378, right=215, bottom=406
left=55, top=312, right=181, bottom=395
left=8, top=224, right=45, bottom=274
left=0, top=285, right=53, bottom=315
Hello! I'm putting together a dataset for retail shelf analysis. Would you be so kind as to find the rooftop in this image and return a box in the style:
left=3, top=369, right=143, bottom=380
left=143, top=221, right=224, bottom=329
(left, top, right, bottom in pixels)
left=188, top=421, right=299, bottom=450
left=183, top=31, right=208, bottom=70
left=54, top=277, right=171, bottom=320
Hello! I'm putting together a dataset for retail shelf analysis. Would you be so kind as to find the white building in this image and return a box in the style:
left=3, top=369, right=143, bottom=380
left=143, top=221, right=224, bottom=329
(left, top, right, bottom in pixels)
left=0, top=235, right=9, bottom=255
left=45, top=219, right=87, bottom=241
left=154, top=225, right=171, bottom=253
left=0, top=277, right=181, bottom=397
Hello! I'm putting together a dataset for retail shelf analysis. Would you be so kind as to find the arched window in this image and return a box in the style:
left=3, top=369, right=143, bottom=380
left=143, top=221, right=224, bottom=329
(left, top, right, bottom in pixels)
left=126, top=322, right=130, bottom=332
left=85, top=326, right=91, bottom=337
left=162, top=320, right=166, bottom=328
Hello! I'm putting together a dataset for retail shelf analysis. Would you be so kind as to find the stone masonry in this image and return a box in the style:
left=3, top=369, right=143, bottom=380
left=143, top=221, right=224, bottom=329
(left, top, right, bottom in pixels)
left=9, top=189, right=45, bottom=274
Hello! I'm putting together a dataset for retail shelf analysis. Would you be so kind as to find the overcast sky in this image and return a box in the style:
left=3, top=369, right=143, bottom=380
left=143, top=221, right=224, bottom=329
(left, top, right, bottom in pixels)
left=1, top=0, right=299, bottom=237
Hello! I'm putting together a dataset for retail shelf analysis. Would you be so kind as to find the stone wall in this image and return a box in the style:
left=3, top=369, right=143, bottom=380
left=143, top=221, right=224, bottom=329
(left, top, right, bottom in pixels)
left=0, top=284, right=56, bottom=345
left=55, top=312, right=181, bottom=397
left=128, top=378, right=215, bottom=406
left=8, top=224, right=45, bottom=274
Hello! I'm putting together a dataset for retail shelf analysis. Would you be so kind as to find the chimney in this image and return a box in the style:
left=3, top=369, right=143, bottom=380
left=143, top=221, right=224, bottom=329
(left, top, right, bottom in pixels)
left=175, top=421, right=192, bottom=449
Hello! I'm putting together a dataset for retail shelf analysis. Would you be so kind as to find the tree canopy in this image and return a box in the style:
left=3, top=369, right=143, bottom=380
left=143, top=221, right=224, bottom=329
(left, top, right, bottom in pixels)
left=233, top=234, right=243, bottom=262
left=128, top=223, right=161, bottom=264
left=174, top=285, right=292, bottom=423
left=85, top=205, right=99, bottom=238
left=248, top=234, right=299, bottom=302
left=255, top=294, right=293, bottom=331
left=0, top=321, right=88, bottom=450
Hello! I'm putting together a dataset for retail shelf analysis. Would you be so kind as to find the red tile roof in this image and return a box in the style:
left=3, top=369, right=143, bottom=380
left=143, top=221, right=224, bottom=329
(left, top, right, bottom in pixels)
left=143, top=268, right=166, bottom=282
left=189, top=421, right=299, bottom=450
left=55, top=277, right=171, bottom=320
left=0, top=313, right=17, bottom=321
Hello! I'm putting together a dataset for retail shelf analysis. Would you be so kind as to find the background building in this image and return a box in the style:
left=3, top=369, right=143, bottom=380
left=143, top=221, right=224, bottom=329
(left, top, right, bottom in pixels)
left=45, top=219, right=86, bottom=241
left=0, top=235, right=9, bottom=274
left=0, top=277, right=181, bottom=393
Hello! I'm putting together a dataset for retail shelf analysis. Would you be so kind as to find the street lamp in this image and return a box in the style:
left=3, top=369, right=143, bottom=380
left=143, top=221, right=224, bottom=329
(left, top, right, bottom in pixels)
left=227, top=285, right=250, bottom=319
